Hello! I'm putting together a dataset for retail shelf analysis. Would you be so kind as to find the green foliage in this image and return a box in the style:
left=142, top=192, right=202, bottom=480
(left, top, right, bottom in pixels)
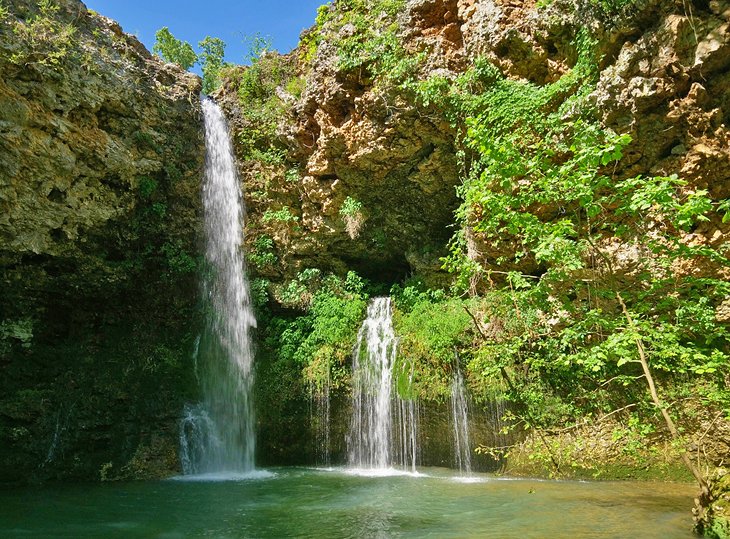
left=161, top=240, right=198, bottom=276
left=339, top=196, right=365, bottom=239
left=250, top=278, right=271, bottom=310
left=0, top=318, right=34, bottom=355
left=138, top=177, right=158, bottom=199
left=274, top=268, right=323, bottom=309
left=9, top=0, right=78, bottom=68
left=150, top=202, right=167, bottom=218
left=718, top=199, right=730, bottom=223
left=262, top=273, right=369, bottom=394
left=389, top=285, right=472, bottom=400
left=248, top=235, right=277, bottom=269
left=262, top=207, right=298, bottom=224
left=426, top=29, right=730, bottom=434
left=538, top=0, right=638, bottom=15
left=152, top=27, right=197, bottom=70
left=339, top=196, right=363, bottom=217
left=230, top=35, right=297, bottom=162
left=298, top=2, right=333, bottom=64
left=284, top=168, right=300, bottom=183
left=150, top=28, right=228, bottom=92
left=312, top=0, right=419, bottom=87
left=588, top=0, right=638, bottom=15
left=284, top=76, right=305, bottom=99
left=243, top=32, right=272, bottom=64
left=614, top=174, right=714, bottom=232
left=133, top=131, right=162, bottom=154
left=198, top=36, right=226, bottom=94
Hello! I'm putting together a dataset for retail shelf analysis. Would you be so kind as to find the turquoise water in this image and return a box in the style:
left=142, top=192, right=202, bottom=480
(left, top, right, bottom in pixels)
left=0, top=467, right=696, bottom=538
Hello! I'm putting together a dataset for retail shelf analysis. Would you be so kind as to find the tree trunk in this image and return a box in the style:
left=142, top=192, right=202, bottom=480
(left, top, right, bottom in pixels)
left=615, top=292, right=710, bottom=498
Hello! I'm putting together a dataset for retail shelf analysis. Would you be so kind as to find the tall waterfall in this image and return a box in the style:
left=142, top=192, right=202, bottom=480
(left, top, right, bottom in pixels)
left=450, top=367, right=473, bottom=475
left=179, top=98, right=256, bottom=474
left=348, top=297, right=419, bottom=471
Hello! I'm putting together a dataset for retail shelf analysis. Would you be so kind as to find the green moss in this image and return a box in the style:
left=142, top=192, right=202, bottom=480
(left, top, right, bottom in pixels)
left=392, top=287, right=473, bottom=400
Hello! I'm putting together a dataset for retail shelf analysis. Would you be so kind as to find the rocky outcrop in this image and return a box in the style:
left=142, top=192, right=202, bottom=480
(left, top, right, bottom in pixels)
left=214, top=0, right=728, bottom=294
left=695, top=469, right=730, bottom=539
left=0, top=0, right=204, bottom=483
left=216, top=5, right=464, bottom=288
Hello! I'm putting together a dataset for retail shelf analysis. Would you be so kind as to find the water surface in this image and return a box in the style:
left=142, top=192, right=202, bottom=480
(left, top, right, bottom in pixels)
left=0, top=467, right=696, bottom=538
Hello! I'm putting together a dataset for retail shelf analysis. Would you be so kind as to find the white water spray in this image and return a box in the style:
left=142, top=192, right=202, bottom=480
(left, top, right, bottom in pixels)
left=348, top=297, right=419, bottom=471
left=450, top=366, right=473, bottom=475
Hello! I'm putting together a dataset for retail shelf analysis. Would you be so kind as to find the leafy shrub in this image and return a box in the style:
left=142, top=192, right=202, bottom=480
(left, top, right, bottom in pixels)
left=152, top=27, right=197, bottom=69
left=248, top=235, right=277, bottom=269
left=262, top=207, right=298, bottom=224
left=9, top=0, right=78, bottom=69
left=431, top=31, right=730, bottom=428
left=339, top=196, right=364, bottom=239
left=198, top=36, right=226, bottom=94
left=262, top=273, right=369, bottom=394
left=392, top=290, right=473, bottom=400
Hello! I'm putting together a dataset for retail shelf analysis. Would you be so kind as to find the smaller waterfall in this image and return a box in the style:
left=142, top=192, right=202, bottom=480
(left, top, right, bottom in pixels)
left=179, top=404, right=218, bottom=474
left=450, top=367, right=473, bottom=475
left=348, top=297, right=419, bottom=471
left=309, top=372, right=331, bottom=467
left=393, top=397, right=419, bottom=473
left=43, top=403, right=74, bottom=465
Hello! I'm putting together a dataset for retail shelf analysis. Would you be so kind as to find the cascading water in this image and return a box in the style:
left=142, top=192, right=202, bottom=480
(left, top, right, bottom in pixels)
left=450, top=366, right=473, bottom=475
left=348, top=297, right=419, bottom=471
left=393, top=394, right=419, bottom=473
left=309, top=373, right=332, bottom=467
left=179, top=98, right=257, bottom=474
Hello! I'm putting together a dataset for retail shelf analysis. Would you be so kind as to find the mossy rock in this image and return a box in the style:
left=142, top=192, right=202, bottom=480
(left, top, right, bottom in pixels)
left=696, top=470, right=730, bottom=538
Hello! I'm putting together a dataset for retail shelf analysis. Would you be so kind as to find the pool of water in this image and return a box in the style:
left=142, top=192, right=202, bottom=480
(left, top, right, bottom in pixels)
left=0, top=467, right=697, bottom=538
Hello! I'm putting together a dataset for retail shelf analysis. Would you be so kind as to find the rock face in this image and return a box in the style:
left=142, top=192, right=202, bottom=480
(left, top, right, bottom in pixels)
left=695, top=469, right=730, bottom=539
left=0, top=0, right=204, bottom=482
left=216, top=11, right=463, bottom=288
left=215, top=0, right=728, bottom=294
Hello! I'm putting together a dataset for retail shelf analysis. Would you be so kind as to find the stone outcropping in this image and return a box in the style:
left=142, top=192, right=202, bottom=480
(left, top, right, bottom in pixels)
left=214, top=0, right=728, bottom=293
left=0, top=0, right=204, bottom=483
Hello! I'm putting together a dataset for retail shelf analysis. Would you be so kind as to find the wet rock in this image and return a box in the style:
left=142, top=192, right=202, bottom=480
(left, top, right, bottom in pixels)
left=0, top=0, right=204, bottom=483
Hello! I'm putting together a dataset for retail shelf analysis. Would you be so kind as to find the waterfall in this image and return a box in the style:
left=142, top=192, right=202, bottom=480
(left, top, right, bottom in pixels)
left=451, top=366, right=473, bottom=475
left=310, top=372, right=331, bottom=467
left=179, top=98, right=257, bottom=474
left=393, top=396, right=419, bottom=473
left=347, top=297, right=419, bottom=471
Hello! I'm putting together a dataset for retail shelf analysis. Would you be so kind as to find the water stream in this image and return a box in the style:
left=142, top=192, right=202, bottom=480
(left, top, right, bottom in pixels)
left=348, top=297, right=419, bottom=471
left=451, top=365, right=473, bottom=475
left=309, top=373, right=332, bottom=467
left=179, top=98, right=256, bottom=474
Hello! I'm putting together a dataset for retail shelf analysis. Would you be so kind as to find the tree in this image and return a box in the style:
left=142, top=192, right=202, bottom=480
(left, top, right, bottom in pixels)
left=440, top=50, right=728, bottom=522
left=152, top=27, right=197, bottom=70
left=198, top=36, right=226, bottom=94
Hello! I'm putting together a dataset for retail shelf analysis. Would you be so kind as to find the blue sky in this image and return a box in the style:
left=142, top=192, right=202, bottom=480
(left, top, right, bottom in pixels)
left=84, top=0, right=326, bottom=69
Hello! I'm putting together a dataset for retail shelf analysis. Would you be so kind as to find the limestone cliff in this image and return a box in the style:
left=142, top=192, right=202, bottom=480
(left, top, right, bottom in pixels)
left=216, top=0, right=728, bottom=295
left=0, top=0, right=204, bottom=482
